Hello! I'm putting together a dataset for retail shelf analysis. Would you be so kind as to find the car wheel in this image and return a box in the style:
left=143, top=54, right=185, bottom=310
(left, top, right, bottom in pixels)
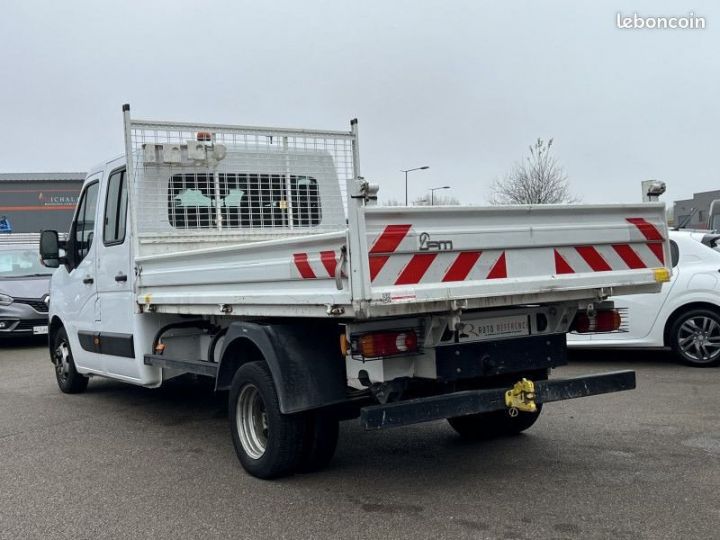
left=670, top=309, right=720, bottom=367
left=52, top=327, right=89, bottom=394
left=228, top=361, right=305, bottom=479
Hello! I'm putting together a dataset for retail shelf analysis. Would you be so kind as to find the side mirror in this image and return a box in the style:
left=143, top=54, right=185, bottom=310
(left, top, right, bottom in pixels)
left=40, top=230, right=60, bottom=268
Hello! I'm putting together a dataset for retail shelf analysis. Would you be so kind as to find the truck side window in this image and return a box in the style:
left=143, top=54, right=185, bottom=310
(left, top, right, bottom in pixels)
left=167, top=173, right=321, bottom=229
left=104, top=169, right=127, bottom=245
left=73, top=181, right=100, bottom=265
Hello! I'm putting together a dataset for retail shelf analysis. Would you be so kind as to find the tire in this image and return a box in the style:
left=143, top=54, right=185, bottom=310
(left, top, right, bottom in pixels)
left=52, top=327, right=89, bottom=394
left=228, top=361, right=306, bottom=479
left=297, top=411, right=339, bottom=473
left=670, top=308, right=720, bottom=367
left=448, top=404, right=543, bottom=440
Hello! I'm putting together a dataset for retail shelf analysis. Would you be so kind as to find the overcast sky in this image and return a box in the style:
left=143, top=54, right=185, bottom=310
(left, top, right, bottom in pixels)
left=0, top=0, right=717, bottom=207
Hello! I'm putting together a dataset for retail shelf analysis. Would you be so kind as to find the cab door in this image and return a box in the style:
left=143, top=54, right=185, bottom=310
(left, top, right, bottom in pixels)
left=94, top=167, right=138, bottom=379
left=53, top=177, right=103, bottom=372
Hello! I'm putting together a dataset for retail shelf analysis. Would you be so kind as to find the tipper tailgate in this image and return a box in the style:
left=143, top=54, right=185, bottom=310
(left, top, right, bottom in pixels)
left=355, top=203, right=670, bottom=313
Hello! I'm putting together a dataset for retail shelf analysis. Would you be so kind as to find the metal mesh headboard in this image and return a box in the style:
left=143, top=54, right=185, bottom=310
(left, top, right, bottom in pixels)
left=123, top=109, right=356, bottom=256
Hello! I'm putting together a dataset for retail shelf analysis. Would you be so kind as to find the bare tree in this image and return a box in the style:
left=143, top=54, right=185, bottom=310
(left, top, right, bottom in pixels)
left=490, top=138, right=578, bottom=205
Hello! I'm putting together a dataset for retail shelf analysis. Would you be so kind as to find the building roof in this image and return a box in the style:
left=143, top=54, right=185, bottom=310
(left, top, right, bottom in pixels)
left=674, top=189, right=720, bottom=204
left=0, top=172, right=86, bottom=182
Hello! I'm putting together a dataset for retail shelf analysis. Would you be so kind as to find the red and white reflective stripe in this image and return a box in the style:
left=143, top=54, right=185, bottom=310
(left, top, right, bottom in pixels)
left=485, top=252, right=507, bottom=280
left=367, top=224, right=509, bottom=286
left=301, top=217, right=666, bottom=282
left=293, top=253, right=316, bottom=279
left=395, top=253, right=437, bottom=285
left=554, top=243, right=661, bottom=274
left=383, top=250, right=507, bottom=286
left=368, top=224, right=412, bottom=281
left=442, top=251, right=481, bottom=282
left=293, top=251, right=339, bottom=279
left=612, top=244, right=646, bottom=269
left=626, top=217, right=665, bottom=264
left=575, top=246, right=612, bottom=272
left=626, top=217, right=663, bottom=241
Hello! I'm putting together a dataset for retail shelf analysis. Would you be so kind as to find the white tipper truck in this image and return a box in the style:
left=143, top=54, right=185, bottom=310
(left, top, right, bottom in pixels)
left=39, top=105, right=671, bottom=478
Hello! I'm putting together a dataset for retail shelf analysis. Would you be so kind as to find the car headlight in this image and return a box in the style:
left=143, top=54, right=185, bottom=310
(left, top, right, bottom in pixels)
left=0, top=293, right=13, bottom=306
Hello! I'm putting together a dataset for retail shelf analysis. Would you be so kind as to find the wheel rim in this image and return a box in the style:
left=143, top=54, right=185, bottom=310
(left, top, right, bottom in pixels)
left=54, top=340, right=72, bottom=382
left=236, top=384, right=268, bottom=459
left=677, top=315, right=720, bottom=364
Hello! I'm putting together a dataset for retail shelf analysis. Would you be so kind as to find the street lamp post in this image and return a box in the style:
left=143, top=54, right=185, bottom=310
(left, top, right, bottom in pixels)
left=429, top=186, right=450, bottom=205
left=401, top=166, right=429, bottom=205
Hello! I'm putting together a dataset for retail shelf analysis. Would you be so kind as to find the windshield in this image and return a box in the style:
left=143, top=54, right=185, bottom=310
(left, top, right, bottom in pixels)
left=0, top=247, right=52, bottom=278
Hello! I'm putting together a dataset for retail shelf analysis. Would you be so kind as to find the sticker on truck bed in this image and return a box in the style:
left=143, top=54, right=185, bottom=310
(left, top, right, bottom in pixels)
left=380, top=292, right=417, bottom=304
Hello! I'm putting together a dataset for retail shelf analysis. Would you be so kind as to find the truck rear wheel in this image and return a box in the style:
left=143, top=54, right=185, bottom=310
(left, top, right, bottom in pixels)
left=448, top=405, right=543, bottom=440
left=52, top=327, right=89, bottom=394
left=228, top=361, right=305, bottom=479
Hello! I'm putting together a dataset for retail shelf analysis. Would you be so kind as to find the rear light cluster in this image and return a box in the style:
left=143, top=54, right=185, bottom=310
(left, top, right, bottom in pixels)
left=348, top=329, right=419, bottom=359
left=572, top=309, right=622, bottom=333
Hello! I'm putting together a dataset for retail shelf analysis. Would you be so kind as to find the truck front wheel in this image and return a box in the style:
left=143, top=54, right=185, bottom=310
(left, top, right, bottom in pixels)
left=52, top=327, right=89, bottom=394
left=228, top=361, right=305, bottom=479
left=447, top=405, right=543, bottom=440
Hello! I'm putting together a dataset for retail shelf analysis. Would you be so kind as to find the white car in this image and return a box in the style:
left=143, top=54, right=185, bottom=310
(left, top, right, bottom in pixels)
left=569, top=230, right=720, bottom=367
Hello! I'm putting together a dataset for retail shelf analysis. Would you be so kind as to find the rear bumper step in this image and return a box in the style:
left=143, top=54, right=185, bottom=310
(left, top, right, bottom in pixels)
left=360, top=370, right=636, bottom=430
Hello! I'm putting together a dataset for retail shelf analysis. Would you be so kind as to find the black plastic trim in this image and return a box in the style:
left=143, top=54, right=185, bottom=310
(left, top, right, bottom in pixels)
left=434, top=333, right=567, bottom=380
left=77, top=330, right=135, bottom=358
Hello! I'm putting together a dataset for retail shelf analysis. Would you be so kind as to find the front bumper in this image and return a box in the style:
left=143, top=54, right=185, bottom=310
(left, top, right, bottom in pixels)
left=0, top=301, right=48, bottom=337
left=361, top=370, right=636, bottom=430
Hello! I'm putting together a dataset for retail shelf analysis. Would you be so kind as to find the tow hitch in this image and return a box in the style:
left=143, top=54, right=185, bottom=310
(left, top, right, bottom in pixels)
left=505, top=378, right=537, bottom=416
left=360, top=370, right=636, bottom=430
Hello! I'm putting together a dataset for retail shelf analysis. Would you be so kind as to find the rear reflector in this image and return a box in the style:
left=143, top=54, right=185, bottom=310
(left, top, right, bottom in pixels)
left=653, top=268, right=671, bottom=283
left=572, top=309, right=622, bottom=333
left=357, top=330, right=418, bottom=359
left=339, top=334, right=349, bottom=356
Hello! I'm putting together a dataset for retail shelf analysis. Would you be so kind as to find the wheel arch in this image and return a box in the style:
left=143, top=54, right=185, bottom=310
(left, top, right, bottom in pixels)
left=216, top=321, right=347, bottom=414
left=48, top=315, right=65, bottom=359
left=663, top=302, right=720, bottom=346
left=216, top=336, right=265, bottom=390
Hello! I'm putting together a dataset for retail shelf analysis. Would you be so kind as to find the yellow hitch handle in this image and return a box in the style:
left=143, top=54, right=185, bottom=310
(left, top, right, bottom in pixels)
left=505, top=378, right=537, bottom=415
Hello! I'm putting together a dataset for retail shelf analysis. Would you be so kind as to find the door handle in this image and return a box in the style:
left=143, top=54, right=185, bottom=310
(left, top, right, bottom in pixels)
left=83, top=276, right=94, bottom=285
left=115, top=273, right=128, bottom=283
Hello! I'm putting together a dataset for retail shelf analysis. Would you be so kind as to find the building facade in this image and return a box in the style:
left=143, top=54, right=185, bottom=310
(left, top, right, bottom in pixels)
left=0, top=173, right=85, bottom=233
left=673, top=189, right=720, bottom=230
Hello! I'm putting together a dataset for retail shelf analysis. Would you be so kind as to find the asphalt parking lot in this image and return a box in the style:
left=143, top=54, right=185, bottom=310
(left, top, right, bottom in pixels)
left=1, top=339, right=718, bottom=539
